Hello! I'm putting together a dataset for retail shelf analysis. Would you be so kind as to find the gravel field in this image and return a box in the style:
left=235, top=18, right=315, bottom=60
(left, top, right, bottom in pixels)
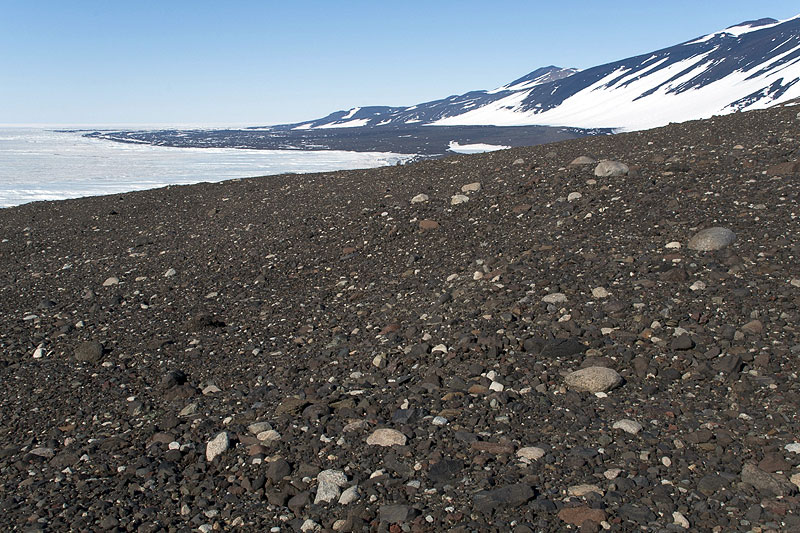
left=1, top=104, right=800, bottom=532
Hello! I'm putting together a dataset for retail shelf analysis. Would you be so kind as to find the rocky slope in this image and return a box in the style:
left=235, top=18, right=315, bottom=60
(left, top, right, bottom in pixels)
left=1, top=103, right=800, bottom=532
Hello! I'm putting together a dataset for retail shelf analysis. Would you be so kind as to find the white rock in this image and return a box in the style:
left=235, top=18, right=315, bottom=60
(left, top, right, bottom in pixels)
left=205, top=432, right=229, bottom=462
left=665, top=241, right=681, bottom=249
left=338, top=485, right=360, bottom=505
left=32, top=344, right=45, bottom=359
left=301, top=519, right=320, bottom=532
left=489, top=381, right=505, bottom=392
left=594, top=160, right=629, bottom=177
left=461, top=182, right=482, bottom=193
left=450, top=194, right=469, bottom=205
left=568, top=484, right=603, bottom=497
left=672, top=511, right=690, bottom=529
left=790, top=279, right=800, bottom=288
left=689, top=281, right=706, bottom=291
left=248, top=421, right=272, bottom=434
left=613, top=419, right=643, bottom=435
left=102, top=276, right=119, bottom=286
left=411, top=193, right=429, bottom=204
left=164, top=268, right=177, bottom=277
left=315, top=469, right=348, bottom=504
left=791, top=473, right=800, bottom=489
left=785, top=443, right=800, bottom=454
left=332, top=520, right=348, bottom=531
left=431, top=344, right=448, bottom=354
left=542, top=292, right=567, bottom=304
left=516, top=447, right=545, bottom=461
left=372, top=353, right=387, bottom=369
left=604, top=468, right=622, bottom=480
left=567, top=192, right=582, bottom=202
left=366, top=428, right=407, bottom=446
left=202, top=384, right=221, bottom=395
left=513, top=158, right=525, bottom=165
left=257, top=430, right=281, bottom=442
left=432, top=416, right=448, bottom=426
left=591, top=287, right=610, bottom=298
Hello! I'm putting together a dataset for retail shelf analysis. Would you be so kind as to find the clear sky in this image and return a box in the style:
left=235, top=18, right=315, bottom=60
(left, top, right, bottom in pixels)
left=2, top=1, right=799, bottom=126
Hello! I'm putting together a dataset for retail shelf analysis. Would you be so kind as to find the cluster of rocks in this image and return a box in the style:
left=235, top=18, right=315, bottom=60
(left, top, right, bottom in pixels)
left=0, top=103, right=800, bottom=531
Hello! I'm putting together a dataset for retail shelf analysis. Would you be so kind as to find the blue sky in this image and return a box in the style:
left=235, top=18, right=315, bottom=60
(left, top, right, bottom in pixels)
left=2, top=1, right=799, bottom=125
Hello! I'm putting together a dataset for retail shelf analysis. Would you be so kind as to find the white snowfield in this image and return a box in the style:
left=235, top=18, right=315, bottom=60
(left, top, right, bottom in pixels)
left=447, top=141, right=511, bottom=154
left=0, top=128, right=413, bottom=208
left=430, top=15, right=800, bottom=131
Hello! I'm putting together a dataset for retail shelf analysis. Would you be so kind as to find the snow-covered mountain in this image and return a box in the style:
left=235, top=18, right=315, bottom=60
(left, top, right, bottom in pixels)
left=278, top=66, right=577, bottom=130
left=274, top=15, right=800, bottom=132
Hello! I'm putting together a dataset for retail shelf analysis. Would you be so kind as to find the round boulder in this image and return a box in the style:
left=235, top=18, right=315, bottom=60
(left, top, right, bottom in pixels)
left=570, top=155, right=597, bottom=166
left=594, top=161, right=629, bottom=177
left=74, top=341, right=104, bottom=363
left=565, top=366, right=623, bottom=393
left=366, top=428, right=407, bottom=447
left=688, top=227, right=736, bottom=251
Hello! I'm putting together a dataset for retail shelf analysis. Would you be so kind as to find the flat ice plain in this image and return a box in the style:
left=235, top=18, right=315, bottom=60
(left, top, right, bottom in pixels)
left=0, top=127, right=413, bottom=208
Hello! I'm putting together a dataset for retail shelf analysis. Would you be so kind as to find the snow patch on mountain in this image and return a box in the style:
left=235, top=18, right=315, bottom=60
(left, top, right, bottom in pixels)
left=315, top=118, right=371, bottom=129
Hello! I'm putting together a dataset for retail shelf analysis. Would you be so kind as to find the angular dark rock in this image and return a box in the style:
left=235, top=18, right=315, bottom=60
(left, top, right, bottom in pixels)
left=540, top=338, right=585, bottom=358
left=379, top=504, right=416, bottom=523
left=473, top=484, right=534, bottom=513
left=428, top=458, right=463, bottom=484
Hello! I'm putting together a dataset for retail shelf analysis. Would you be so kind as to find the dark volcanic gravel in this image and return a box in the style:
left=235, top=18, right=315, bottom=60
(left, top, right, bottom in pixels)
left=2, top=104, right=800, bottom=532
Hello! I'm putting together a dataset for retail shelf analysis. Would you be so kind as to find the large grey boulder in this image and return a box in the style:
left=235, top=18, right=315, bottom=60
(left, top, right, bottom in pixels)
left=74, top=341, right=104, bottom=363
left=594, top=161, right=629, bottom=177
left=570, top=155, right=597, bottom=165
left=688, top=227, right=736, bottom=251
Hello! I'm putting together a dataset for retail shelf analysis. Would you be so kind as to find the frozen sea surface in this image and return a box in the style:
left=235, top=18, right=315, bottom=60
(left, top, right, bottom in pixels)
left=0, top=127, right=414, bottom=208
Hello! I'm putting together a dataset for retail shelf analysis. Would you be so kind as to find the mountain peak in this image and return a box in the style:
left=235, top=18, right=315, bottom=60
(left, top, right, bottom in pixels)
left=727, top=17, right=778, bottom=30
left=496, top=66, right=577, bottom=93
